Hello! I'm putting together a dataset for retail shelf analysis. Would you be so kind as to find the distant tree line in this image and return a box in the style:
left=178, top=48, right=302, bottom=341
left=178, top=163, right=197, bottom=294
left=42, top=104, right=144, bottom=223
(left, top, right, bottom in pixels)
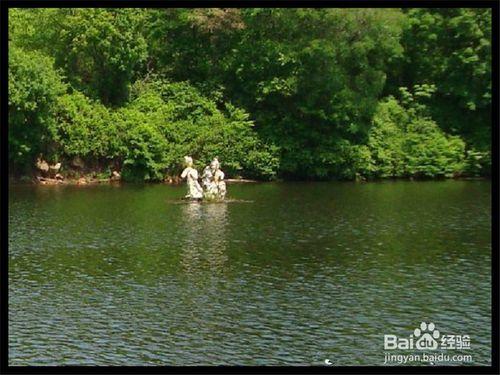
left=8, top=8, right=492, bottom=181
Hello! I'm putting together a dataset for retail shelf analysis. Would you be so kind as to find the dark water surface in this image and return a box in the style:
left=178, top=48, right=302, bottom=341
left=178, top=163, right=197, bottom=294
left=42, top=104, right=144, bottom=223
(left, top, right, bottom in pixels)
left=9, top=181, right=491, bottom=366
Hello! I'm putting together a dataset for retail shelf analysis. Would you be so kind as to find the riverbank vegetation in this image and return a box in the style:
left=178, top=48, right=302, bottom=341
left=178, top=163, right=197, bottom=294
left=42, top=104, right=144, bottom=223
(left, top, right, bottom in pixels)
left=8, top=8, right=491, bottom=182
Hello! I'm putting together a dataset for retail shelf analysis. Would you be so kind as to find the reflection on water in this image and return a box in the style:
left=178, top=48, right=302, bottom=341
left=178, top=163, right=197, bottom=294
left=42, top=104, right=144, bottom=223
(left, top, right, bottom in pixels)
left=8, top=181, right=491, bottom=366
left=180, top=202, right=228, bottom=277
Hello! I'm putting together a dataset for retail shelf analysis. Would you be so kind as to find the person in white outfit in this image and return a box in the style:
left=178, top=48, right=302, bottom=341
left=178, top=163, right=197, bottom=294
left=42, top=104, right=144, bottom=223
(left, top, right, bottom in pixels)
left=180, top=156, right=203, bottom=200
left=204, top=158, right=226, bottom=200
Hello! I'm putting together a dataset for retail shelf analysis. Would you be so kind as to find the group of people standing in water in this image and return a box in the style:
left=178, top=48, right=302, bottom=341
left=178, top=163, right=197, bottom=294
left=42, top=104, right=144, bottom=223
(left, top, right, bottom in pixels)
left=180, top=156, right=227, bottom=201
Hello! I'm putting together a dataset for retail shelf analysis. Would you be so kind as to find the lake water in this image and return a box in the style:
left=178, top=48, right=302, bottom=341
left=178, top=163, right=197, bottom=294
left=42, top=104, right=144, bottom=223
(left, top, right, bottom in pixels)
left=8, top=180, right=491, bottom=366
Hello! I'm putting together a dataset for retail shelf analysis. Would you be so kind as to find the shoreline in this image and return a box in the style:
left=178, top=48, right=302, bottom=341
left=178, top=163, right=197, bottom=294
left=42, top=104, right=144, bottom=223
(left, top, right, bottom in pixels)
left=8, top=174, right=489, bottom=186
left=8, top=175, right=263, bottom=186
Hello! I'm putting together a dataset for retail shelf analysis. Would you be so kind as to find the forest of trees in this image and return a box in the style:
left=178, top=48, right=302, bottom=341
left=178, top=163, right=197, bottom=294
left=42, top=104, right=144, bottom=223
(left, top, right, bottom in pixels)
left=8, top=8, right=492, bottom=181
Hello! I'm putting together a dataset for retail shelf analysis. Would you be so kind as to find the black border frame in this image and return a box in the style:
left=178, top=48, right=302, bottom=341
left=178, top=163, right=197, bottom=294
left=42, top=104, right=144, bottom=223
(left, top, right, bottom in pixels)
left=1, top=1, right=498, bottom=374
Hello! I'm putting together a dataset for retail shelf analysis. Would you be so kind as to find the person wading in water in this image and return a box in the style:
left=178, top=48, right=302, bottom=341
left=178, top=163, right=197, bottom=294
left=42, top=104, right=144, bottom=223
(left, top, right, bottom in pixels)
left=180, top=156, right=203, bottom=201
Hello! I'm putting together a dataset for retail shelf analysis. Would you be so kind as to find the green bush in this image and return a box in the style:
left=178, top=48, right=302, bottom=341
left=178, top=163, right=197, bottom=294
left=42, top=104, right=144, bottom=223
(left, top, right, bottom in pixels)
left=360, top=89, right=466, bottom=178
left=9, top=47, right=67, bottom=170
left=116, top=80, right=280, bottom=181
left=113, top=103, right=170, bottom=182
left=54, top=91, right=120, bottom=160
left=52, top=79, right=280, bottom=182
left=403, top=118, right=465, bottom=178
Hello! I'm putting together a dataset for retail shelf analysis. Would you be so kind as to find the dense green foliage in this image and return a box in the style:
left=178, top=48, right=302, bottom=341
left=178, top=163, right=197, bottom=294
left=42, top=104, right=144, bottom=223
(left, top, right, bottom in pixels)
left=51, top=80, right=279, bottom=180
left=393, top=9, right=492, bottom=150
left=362, top=86, right=467, bottom=178
left=9, top=46, right=67, bottom=172
left=9, top=8, right=492, bottom=181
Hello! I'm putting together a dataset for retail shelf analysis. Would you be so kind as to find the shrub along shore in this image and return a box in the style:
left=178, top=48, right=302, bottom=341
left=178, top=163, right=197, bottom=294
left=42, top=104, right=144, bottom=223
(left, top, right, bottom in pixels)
left=9, top=9, right=491, bottom=183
